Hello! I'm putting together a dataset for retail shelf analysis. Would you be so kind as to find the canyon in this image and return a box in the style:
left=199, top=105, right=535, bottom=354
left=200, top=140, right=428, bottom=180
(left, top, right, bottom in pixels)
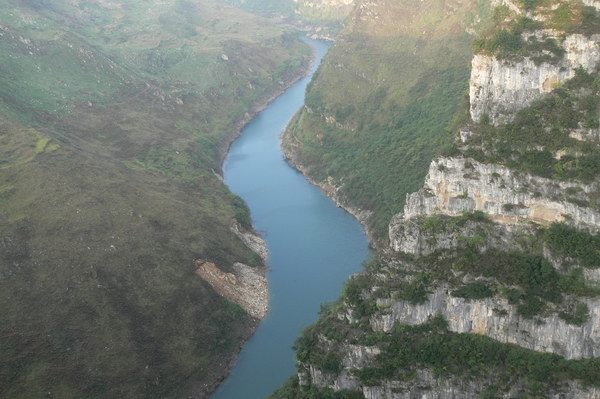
left=276, top=0, right=600, bottom=397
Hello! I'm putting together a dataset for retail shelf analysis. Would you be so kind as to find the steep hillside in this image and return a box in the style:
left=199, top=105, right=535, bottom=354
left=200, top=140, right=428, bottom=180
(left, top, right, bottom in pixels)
left=0, top=0, right=309, bottom=397
left=282, top=0, right=492, bottom=239
left=226, top=0, right=355, bottom=39
left=274, top=0, right=600, bottom=397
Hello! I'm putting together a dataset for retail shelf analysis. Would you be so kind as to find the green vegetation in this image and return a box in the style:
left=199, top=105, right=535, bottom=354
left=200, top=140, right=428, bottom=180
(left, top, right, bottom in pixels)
left=544, top=223, right=600, bottom=268
left=275, top=1, right=600, bottom=397
left=465, top=68, right=600, bottom=186
left=295, top=320, right=342, bottom=373
left=474, top=0, right=600, bottom=62
left=271, top=377, right=364, bottom=399
left=392, top=273, right=432, bottom=304
left=452, top=281, right=494, bottom=299
left=291, top=315, right=600, bottom=396
left=343, top=272, right=378, bottom=318
left=545, top=3, right=600, bottom=35
left=0, top=0, right=310, bottom=397
left=283, top=0, right=490, bottom=240
left=419, top=211, right=490, bottom=234
left=230, top=193, right=254, bottom=230
left=225, top=0, right=353, bottom=34
left=354, top=317, right=600, bottom=390
left=421, top=248, right=599, bottom=319
left=473, top=16, right=567, bottom=64
left=560, top=302, right=591, bottom=325
left=288, top=248, right=599, bottom=395
left=34, top=137, right=50, bottom=154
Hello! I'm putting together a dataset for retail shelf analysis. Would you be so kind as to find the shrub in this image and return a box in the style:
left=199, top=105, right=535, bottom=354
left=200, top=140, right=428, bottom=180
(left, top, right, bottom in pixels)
left=343, top=273, right=377, bottom=317
left=560, top=302, right=590, bottom=325
left=469, top=68, right=600, bottom=182
left=452, top=281, right=494, bottom=300
left=358, top=317, right=600, bottom=390
left=544, top=223, right=600, bottom=268
left=395, top=273, right=431, bottom=304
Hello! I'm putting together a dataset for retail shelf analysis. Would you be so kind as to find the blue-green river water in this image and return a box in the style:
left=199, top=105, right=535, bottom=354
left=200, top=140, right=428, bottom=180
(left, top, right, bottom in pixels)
left=212, top=39, right=370, bottom=399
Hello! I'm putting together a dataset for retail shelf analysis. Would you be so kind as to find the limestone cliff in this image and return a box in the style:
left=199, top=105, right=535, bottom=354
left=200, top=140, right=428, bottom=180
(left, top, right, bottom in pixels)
left=397, top=156, right=600, bottom=231
left=275, top=0, right=600, bottom=397
left=305, top=365, right=600, bottom=399
left=371, top=287, right=600, bottom=359
left=469, top=0, right=600, bottom=125
left=470, top=34, right=600, bottom=125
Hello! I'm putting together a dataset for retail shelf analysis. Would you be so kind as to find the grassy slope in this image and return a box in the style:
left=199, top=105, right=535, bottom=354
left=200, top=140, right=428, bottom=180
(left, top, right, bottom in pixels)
left=0, top=0, right=309, bottom=398
left=283, top=0, right=491, bottom=239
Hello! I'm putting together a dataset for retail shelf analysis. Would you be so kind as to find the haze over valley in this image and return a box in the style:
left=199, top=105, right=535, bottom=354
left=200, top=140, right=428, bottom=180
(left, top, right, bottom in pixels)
left=1, top=0, right=600, bottom=398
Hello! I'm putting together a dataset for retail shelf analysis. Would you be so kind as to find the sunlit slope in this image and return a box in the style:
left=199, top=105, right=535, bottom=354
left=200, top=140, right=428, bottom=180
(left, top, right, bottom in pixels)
left=283, top=0, right=490, bottom=239
left=225, top=0, right=355, bottom=33
left=0, top=0, right=308, bottom=398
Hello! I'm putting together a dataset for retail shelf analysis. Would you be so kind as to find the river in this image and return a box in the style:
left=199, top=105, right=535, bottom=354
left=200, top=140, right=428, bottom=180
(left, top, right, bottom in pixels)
left=211, top=38, right=370, bottom=399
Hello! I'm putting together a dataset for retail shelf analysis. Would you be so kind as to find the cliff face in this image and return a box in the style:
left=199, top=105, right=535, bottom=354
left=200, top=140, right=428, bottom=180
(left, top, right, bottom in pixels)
left=274, top=0, right=600, bottom=398
left=470, top=34, right=600, bottom=125
left=305, top=361, right=600, bottom=399
left=398, top=157, right=600, bottom=231
left=383, top=157, right=600, bottom=361
left=371, top=288, right=600, bottom=359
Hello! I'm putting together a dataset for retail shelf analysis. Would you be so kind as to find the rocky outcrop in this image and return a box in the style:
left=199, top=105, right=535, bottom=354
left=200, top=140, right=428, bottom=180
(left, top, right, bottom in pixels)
left=365, top=380, right=597, bottom=399
left=286, top=2, right=600, bottom=398
left=570, top=125, right=600, bottom=142
left=305, top=359, right=600, bottom=398
left=389, top=214, right=535, bottom=255
left=369, top=286, right=600, bottom=359
left=384, top=161, right=600, bottom=361
left=584, top=0, right=600, bottom=10
left=360, top=371, right=600, bottom=399
left=368, top=373, right=600, bottom=399
left=397, top=157, right=600, bottom=232
left=491, top=0, right=522, bottom=14
left=195, top=260, right=268, bottom=319
left=470, top=34, right=600, bottom=125
left=300, top=343, right=381, bottom=392
left=389, top=216, right=466, bottom=255
left=231, top=222, right=269, bottom=262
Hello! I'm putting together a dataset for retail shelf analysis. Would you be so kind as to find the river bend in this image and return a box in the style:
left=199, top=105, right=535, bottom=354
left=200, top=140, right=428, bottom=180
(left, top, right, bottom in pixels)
left=212, top=38, right=369, bottom=399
